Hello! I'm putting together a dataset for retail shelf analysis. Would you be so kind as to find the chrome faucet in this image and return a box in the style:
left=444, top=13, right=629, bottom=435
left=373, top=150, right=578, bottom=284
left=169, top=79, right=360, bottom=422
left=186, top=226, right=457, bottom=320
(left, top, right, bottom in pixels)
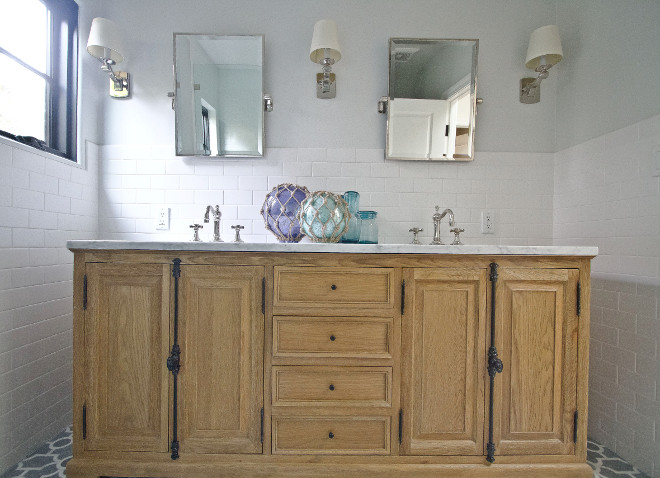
left=204, top=205, right=223, bottom=242
left=431, top=206, right=455, bottom=245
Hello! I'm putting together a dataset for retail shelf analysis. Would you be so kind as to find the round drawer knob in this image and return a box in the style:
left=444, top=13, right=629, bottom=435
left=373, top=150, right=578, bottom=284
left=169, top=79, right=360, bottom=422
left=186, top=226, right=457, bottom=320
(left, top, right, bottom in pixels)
left=328, top=432, right=334, bottom=439
left=329, top=384, right=335, bottom=391
left=330, top=335, right=336, bottom=341
left=330, top=284, right=337, bottom=290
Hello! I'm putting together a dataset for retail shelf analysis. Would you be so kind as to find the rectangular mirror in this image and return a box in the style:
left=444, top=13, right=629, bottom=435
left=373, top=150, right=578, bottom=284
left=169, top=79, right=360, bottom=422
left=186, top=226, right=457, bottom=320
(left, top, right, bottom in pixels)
left=174, top=34, right=264, bottom=157
left=386, top=38, right=478, bottom=161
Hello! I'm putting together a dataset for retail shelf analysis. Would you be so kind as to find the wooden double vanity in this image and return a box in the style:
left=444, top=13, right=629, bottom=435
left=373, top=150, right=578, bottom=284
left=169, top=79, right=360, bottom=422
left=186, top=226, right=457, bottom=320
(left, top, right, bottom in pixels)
left=66, top=241, right=596, bottom=477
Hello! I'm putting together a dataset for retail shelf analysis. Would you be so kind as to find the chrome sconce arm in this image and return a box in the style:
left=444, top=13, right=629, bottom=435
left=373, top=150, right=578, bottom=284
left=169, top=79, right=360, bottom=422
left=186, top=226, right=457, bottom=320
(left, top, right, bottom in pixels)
left=99, top=57, right=130, bottom=96
left=520, top=64, right=552, bottom=104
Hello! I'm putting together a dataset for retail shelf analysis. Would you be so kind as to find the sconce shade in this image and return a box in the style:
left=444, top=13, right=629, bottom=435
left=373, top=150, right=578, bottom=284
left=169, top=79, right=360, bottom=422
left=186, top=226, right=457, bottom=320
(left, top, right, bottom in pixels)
left=525, top=25, right=562, bottom=70
left=87, top=17, right=125, bottom=64
left=310, top=19, right=341, bottom=63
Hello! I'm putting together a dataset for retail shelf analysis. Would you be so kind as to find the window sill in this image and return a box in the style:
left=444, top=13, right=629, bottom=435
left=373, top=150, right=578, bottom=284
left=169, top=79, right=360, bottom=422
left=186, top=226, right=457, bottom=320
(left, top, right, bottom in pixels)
left=0, top=134, right=85, bottom=170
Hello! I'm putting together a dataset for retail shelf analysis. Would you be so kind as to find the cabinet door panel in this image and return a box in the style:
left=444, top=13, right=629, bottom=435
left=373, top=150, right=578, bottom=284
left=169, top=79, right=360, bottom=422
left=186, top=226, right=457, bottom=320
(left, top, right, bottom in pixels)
left=179, top=265, right=264, bottom=454
left=84, top=263, right=170, bottom=452
left=402, top=268, right=487, bottom=455
left=494, top=268, right=578, bottom=456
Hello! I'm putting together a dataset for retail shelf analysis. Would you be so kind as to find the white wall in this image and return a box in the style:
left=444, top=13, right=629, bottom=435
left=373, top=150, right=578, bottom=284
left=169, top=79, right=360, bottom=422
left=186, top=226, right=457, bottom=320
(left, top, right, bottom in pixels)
left=100, top=147, right=554, bottom=245
left=0, top=138, right=99, bottom=473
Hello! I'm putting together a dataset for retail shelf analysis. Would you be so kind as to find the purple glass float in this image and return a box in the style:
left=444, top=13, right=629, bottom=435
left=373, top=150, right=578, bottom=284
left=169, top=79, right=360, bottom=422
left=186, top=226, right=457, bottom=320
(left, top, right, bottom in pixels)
left=261, top=183, right=310, bottom=242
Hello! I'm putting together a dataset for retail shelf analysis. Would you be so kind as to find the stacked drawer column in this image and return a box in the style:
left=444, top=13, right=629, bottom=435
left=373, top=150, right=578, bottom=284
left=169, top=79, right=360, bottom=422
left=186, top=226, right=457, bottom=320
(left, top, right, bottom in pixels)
left=270, top=266, right=400, bottom=455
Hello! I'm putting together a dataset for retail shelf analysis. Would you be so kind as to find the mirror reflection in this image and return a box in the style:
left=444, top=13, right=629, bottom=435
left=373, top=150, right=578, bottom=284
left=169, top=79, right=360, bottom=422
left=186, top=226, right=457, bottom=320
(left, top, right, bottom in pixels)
left=386, top=38, right=478, bottom=161
left=174, top=34, right=264, bottom=157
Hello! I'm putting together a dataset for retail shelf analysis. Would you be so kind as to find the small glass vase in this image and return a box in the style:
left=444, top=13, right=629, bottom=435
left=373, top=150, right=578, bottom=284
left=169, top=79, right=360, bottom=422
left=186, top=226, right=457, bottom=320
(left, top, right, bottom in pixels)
left=357, top=210, right=378, bottom=244
left=340, top=191, right=360, bottom=243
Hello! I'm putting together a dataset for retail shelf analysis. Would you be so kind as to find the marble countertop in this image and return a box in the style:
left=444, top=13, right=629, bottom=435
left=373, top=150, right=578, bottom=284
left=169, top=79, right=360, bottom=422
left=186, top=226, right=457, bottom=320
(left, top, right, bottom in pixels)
left=67, top=240, right=598, bottom=256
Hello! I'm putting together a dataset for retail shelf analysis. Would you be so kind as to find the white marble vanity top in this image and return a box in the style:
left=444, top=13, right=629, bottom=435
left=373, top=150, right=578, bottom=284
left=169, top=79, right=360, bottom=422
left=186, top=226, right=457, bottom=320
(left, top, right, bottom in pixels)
left=67, top=240, right=598, bottom=256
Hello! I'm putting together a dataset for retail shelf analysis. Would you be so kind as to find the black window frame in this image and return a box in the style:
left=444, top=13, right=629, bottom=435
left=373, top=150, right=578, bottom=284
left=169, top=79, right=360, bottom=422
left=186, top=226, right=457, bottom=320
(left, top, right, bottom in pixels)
left=0, top=0, right=79, bottom=161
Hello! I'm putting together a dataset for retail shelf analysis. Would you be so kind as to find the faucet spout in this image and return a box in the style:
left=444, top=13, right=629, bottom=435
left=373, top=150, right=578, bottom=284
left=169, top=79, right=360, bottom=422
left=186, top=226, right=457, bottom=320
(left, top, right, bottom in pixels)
left=431, top=206, right=455, bottom=245
left=203, top=205, right=223, bottom=242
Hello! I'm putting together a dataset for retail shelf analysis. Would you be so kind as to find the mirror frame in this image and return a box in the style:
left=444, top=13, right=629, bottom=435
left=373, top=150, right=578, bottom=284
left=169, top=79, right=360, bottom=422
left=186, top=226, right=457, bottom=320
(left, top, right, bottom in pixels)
left=386, top=38, right=479, bottom=162
left=173, top=33, right=265, bottom=158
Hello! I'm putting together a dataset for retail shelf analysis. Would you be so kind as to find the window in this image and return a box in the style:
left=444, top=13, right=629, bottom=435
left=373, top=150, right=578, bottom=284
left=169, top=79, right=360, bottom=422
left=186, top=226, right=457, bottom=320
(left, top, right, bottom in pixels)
left=0, top=0, right=79, bottom=161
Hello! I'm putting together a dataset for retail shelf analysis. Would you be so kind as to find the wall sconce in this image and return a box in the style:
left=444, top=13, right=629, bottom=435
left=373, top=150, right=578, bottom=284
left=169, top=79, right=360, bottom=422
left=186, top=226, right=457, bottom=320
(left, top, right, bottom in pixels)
left=520, top=25, right=563, bottom=104
left=87, top=17, right=130, bottom=98
left=310, top=19, right=341, bottom=99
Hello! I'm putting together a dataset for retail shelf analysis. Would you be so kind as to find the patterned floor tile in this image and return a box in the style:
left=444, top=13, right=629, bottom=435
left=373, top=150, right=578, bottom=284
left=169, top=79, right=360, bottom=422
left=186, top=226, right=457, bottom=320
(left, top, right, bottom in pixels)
left=587, top=438, right=651, bottom=478
left=0, top=426, right=71, bottom=478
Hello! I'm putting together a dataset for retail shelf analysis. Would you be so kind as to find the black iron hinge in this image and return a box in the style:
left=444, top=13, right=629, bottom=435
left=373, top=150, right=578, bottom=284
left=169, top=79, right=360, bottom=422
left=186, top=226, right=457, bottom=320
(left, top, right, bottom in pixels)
left=82, top=274, right=87, bottom=310
left=172, top=258, right=181, bottom=278
left=577, top=281, right=581, bottom=317
left=260, top=408, right=264, bottom=443
left=489, top=263, right=498, bottom=283
left=401, top=280, right=406, bottom=315
left=573, top=410, right=578, bottom=443
left=445, top=124, right=449, bottom=137
left=82, top=404, right=87, bottom=439
left=398, top=408, right=403, bottom=444
left=262, top=278, right=266, bottom=315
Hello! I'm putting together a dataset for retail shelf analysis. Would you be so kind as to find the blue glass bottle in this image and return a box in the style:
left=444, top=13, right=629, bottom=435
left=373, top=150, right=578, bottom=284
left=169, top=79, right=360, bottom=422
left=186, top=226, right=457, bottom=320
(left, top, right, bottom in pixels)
left=340, top=191, right=360, bottom=243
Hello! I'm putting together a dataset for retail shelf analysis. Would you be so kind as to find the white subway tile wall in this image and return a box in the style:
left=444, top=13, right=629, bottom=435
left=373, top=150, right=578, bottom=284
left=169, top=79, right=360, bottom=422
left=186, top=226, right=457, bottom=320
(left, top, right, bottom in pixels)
left=554, top=113, right=660, bottom=477
left=0, top=138, right=99, bottom=473
left=98, top=148, right=555, bottom=246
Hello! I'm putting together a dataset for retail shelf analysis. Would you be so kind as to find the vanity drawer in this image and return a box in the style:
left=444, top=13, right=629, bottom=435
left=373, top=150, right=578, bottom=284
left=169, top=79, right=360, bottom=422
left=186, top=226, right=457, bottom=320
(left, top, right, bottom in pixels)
left=272, top=366, right=391, bottom=407
left=273, top=317, right=392, bottom=359
left=273, top=267, right=395, bottom=310
left=272, top=416, right=390, bottom=455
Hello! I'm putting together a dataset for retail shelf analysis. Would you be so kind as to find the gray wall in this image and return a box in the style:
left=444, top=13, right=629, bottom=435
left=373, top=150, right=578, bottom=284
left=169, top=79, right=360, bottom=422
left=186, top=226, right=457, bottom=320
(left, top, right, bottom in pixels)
left=556, top=0, right=660, bottom=150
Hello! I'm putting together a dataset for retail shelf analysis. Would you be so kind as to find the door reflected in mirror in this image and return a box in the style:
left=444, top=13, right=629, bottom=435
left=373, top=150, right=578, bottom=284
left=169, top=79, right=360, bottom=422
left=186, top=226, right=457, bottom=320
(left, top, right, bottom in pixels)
left=386, top=38, right=478, bottom=161
left=174, top=34, right=264, bottom=157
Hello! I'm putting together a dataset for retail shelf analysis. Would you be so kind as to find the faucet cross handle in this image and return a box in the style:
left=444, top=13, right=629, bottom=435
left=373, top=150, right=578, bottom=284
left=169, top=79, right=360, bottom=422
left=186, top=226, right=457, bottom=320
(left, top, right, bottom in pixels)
left=231, top=225, right=245, bottom=243
left=450, top=227, right=465, bottom=245
left=190, top=224, right=203, bottom=242
left=409, top=227, right=423, bottom=245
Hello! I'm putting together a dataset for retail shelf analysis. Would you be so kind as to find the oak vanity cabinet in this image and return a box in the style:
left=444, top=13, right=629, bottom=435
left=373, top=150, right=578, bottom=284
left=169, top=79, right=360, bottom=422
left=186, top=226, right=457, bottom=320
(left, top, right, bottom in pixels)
left=70, top=248, right=593, bottom=478
left=79, top=260, right=264, bottom=457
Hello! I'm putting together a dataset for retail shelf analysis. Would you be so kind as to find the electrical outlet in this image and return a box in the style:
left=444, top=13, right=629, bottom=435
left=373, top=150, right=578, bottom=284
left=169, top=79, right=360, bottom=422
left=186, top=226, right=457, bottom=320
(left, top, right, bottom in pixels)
left=156, top=207, right=170, bottom=230
left=481, top=211, right=495, bottom=234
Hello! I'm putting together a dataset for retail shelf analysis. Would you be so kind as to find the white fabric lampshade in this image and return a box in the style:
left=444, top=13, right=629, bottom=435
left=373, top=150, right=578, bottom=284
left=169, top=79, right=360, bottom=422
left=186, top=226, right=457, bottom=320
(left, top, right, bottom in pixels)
left=310, top=19, right=341, bottom=64
left=87, top=17, right=125, bottom=64
left=525, top=24, right=563, bottom=70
